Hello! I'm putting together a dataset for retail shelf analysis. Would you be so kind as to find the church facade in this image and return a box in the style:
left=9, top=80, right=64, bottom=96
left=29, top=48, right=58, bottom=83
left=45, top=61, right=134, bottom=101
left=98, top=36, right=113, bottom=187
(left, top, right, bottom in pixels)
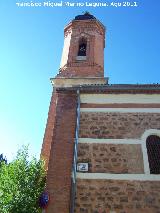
left=41, top=13, right=160, bottom=213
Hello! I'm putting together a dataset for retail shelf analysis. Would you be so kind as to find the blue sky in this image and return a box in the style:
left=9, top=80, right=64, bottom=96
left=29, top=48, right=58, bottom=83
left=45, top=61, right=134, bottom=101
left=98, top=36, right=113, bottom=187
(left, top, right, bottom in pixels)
left=0, top=0, right=160, bottom=161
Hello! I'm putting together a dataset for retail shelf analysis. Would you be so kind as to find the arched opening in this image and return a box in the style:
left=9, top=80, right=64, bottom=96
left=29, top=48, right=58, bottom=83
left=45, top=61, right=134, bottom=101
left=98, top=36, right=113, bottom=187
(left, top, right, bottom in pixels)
left=146, top=135, right=160, bottom=174
left=78, top=38, right=87, bottom=57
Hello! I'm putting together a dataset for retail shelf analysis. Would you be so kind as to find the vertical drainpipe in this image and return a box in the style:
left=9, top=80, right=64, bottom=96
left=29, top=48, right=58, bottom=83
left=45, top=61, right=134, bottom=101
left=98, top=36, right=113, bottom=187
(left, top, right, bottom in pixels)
left=70, top=89, right=80, bottom=213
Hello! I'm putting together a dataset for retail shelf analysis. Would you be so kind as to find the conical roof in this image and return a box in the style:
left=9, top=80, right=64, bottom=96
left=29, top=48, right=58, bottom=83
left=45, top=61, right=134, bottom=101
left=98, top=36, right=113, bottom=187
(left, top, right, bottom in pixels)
left=74, top=12, right=96, bottom=20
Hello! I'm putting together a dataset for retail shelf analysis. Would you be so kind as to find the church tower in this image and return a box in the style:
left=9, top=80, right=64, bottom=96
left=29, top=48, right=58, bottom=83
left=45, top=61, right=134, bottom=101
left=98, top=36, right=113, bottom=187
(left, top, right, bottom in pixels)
left=41, top=12, right=107, bottom=213
left=58, top=12, right=105, bottom=78
left=41, top=12, right=160, bottom=213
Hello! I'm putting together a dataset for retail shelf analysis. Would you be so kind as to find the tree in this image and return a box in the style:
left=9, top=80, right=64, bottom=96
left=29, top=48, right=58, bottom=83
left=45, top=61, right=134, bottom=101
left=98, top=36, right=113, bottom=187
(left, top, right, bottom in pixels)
left=0, top=154, right=7, bottom=167
left=0, top=146, right=46, bottom=213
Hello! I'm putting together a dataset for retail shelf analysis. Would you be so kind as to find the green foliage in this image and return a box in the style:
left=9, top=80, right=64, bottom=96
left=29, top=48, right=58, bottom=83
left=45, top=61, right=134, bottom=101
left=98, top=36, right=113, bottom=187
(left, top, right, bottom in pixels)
left=0, top=146, right=46, bottom=213
left=0, top=154, right=7, bottom=168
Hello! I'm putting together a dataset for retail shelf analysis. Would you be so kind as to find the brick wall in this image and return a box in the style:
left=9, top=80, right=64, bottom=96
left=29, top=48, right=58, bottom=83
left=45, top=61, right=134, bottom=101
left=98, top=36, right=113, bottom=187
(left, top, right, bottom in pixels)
left=42, top=90, right=77, bottom=213
left=77, top=143, right=144, bottom=174
left=57, top=64, right=103, bottom=78
left=41, top=90, right=58, bottom=169
left=79, top=112, right=160, bottom=139
left=58, top=19, right=105, bottom=78
left=75, top=179, right=160, bottom=213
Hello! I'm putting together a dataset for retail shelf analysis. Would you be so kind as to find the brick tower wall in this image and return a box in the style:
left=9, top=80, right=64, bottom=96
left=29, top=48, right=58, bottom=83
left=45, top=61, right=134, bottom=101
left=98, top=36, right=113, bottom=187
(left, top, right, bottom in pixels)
left=41, top=90, right=58, bottom=169
left=41, top=89, right=77, bottom=213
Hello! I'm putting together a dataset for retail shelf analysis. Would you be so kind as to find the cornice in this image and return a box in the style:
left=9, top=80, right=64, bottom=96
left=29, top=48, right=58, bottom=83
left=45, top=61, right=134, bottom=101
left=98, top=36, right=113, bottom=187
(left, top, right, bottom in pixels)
left=55, top=84, right=160, bottom=94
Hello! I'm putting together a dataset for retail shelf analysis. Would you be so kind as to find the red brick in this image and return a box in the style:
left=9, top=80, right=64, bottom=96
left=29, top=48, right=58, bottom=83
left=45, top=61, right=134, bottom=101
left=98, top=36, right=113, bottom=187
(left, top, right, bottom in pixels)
left=41, top=90, right=77, bottom=213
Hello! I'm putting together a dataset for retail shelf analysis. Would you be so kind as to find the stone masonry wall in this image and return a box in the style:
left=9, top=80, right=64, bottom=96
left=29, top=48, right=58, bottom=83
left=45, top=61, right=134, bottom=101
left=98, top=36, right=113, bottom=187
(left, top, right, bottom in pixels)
left=77, top=143, right=144, bottom=174
left=75, top=179, right=160, bottom=213
left=79, top=112, right=160, bottom=139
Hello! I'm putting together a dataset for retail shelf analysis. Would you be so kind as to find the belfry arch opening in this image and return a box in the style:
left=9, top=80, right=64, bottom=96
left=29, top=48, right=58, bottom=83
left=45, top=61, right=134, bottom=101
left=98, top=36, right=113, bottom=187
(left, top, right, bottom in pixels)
left=77, top=38, right=87, bottom=57
left=146, top=135, right=160, bottom=174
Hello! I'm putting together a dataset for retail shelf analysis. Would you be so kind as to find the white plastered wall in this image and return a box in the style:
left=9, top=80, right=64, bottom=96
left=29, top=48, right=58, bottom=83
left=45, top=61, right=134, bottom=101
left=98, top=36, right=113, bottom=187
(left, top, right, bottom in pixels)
left=80, top=94, right=160, bottom=104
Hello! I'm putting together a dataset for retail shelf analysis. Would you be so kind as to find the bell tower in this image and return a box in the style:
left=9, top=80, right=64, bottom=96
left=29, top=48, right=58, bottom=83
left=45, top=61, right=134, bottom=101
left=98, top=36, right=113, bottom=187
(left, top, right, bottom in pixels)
left=41, top=13, right=107, bottom=213
left=57, top=12, right=106, bottom=78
